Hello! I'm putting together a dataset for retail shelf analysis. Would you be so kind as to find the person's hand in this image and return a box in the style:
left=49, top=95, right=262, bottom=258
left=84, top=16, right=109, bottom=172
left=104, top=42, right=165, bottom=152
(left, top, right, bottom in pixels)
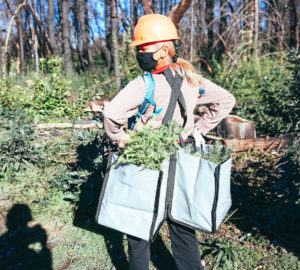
left=118, top=133, right=130, bottom=148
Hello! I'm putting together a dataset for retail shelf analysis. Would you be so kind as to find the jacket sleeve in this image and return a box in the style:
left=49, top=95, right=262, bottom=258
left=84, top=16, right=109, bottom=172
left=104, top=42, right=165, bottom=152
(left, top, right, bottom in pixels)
left=102, top=76, right=146, bottom=143
left=195, top=78, right=236, bottom=135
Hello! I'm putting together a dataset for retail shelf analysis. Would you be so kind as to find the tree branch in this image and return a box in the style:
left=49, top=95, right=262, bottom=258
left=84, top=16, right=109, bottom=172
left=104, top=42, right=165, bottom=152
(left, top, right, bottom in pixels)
left=168, top=0, right=192, bottom=26
left=142, top=0, right=153, bottom=15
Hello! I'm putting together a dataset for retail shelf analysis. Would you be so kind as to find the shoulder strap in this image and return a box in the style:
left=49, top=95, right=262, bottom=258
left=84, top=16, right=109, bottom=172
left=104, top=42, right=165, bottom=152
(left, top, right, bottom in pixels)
left=137, top=73, right=155, bottom=118
left=162, top=68, right=186, bottom=127
left=129, top=73, right=162, bottom=130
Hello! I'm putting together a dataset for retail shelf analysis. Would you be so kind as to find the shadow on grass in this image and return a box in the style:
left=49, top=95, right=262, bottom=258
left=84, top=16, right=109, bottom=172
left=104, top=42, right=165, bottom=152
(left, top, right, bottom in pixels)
left=229, top=151, right=300, bottom=256
left=72, top=136, right=177, bottom=270
left=0, top=204, right=52, bottom=270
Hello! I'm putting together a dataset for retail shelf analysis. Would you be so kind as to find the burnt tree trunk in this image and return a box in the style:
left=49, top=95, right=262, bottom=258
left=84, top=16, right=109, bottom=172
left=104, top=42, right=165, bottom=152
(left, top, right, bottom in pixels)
left=133, top=0, right=139, bottom=26
left=105, top=0, right=110, bottom=46
left=0, top=44, right=2, bottom=78
left=254, top=0, right=260, bottom=76
left=164, top=0, right=168, bottom=15
left=219, top=0, right=227, bottom=56
left=152, top=0, right=157, bottom=13
left=205, top=0, right=214, bottom=58
left=168, top=0, right=193, bottom=26
left=142, top=0, right=153, bottom=14
left=289, top=0, right=298, bottom=47
left=48, top=0, right=58, bottom=55
left=111, top=0, right=121, bottom=89
left=77, top=0, right=90, bottom=68
left=62, top=0, right=73, bottom=76
left=84, top=0, right=93, bottom=64
left=18, top=11, right=25, bottom=75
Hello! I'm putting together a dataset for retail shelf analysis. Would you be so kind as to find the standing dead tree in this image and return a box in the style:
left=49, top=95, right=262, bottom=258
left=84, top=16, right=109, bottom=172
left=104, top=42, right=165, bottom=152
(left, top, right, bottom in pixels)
left=111, top=0, right=121, bottom=89
left=141, top=0, right=193, bottom=26
left=3, top=0, right=54, bottom=77
left=168, top=0, right=193, bottom=26
left=4, top=0, right=29, bottom=77
left=48, top=0, right=58, bottom=55
left=62, top=0, right=73, bottom=76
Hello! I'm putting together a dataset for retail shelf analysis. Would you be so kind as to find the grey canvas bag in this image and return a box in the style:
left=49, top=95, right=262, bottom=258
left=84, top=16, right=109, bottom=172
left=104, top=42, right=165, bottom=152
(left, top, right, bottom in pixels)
left=95, top=152, right=170, bottom=241
left=95, top=144, right=232, bottom=240
left=168, top=144, right=232, bottom=233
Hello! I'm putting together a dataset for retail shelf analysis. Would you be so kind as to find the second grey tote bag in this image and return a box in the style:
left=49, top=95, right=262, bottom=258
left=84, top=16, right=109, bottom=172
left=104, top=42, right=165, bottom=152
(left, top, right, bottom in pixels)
left=169, top=145, right=232, bottom=233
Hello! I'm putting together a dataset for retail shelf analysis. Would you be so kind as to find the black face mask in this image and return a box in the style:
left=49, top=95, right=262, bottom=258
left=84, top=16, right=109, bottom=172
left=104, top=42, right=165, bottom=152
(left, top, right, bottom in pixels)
left=136, top=46, right=162, bottom=72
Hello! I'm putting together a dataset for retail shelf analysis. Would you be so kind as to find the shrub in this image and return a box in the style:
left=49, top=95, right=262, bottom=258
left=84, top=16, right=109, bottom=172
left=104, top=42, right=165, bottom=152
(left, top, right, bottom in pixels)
left=0, top=57, right=92, bottom=121
left=269, top=139, right=300, bottom=233
left=0, top=109, right=41, bottom=176
left=48, top=127, right=108, bottom=202
left=30, top=57, right=86, bottom=119
left=209, top=53, right=278, bottom=104
left=237, top=49, right=299, bottom=136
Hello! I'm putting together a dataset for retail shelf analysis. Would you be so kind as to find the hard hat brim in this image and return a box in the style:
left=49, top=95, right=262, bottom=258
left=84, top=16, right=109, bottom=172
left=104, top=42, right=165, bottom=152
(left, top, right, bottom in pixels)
left=129, top=37, right=179, bottom=48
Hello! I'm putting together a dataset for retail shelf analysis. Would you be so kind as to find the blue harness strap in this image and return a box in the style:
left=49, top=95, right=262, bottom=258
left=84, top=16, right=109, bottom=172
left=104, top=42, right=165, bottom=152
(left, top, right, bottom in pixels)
left=129, top=73, right=162, bottom=130
left=199, top=88, right=205, bottom=96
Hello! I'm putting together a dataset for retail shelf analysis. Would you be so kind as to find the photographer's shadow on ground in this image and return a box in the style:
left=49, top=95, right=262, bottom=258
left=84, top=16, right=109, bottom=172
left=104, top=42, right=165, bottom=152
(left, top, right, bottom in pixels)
left=0, top=204, right=52, bottom=270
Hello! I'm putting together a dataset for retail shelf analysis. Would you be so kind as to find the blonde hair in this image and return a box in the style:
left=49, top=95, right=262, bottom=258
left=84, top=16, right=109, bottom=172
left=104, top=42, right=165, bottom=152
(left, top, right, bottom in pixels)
left=163, top=41, right=203, bottom=87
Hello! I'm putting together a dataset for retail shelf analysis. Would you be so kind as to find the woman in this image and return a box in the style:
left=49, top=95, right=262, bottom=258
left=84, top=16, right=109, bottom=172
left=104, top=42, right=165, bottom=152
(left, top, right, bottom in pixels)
left=103, top=14, right=235, bottom=270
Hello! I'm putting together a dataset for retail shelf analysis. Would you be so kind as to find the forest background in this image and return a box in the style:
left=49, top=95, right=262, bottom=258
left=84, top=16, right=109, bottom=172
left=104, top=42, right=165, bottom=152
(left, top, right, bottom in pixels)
left=0, top=0, right=299, bottom=270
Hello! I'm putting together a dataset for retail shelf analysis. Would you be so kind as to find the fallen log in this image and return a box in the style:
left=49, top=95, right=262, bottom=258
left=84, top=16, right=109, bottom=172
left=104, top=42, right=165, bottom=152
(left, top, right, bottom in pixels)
left=37, top=123, right=295, bottom=152
left=222, top=135, right=295, bottom=152
left=37, top=122, right=99, bottom=130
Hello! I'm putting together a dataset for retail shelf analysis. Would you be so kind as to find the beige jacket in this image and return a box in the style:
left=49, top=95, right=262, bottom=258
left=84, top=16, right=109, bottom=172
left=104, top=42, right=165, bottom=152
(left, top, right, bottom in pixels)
left=103, top=72, right=236, bottom=143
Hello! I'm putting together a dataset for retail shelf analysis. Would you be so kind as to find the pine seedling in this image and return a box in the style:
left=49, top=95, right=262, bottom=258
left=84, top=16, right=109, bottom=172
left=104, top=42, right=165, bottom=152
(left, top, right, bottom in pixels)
left=184, top=141, right=231, bottom=164
left=116, top=121, right=183, bottom=170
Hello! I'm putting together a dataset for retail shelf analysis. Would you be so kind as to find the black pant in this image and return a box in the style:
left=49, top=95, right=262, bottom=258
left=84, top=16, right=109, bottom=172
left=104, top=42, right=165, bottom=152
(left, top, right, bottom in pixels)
left=127, top=219, right=204, bottom=270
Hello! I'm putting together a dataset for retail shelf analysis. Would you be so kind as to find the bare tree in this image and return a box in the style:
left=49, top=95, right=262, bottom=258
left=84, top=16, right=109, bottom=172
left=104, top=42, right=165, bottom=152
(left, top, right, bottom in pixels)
left=0, top=43, right=3, bottom=78
left=111, top=0, right=121, bottom=89
left=105, top=0, right=110, bottom=45
left=5, top=0, right=26, bottom=75
left=254, top=0, right=260, bottom=76
left=4, top=0, right=28, bottom=77
left=28, top=14, right=38, bottom=73
left=152, top=0, right=157, bottom=13
left=77, top=0, right=89, bottom=67
left=190, top=0, right=194, bottom=62
left=140, top=0, right=193, bottom=26
left=168, top=0, right=193, bottom=26
left=219, top=0, right=227, bottom=55
left=62, top=0, right=73, bottom=76
left=205, top=0, right=214, bottom=57
left=29, top=2, right=52, bottom=57
left=84, top=0, right=93, bottom=64
left=48, top=0, right=58, bottom=55
left=18, top=10, right=25, bottom=75
left=143, top=0, right=153, bottom=14
left=289, top=0, right=298, bottom=47
left=132, top=0, right=139, bottom=26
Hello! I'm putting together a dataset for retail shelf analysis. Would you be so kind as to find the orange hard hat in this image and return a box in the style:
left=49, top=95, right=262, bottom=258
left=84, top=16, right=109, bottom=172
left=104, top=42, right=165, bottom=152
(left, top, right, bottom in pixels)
left=129, top=14, right=179, bottom=47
